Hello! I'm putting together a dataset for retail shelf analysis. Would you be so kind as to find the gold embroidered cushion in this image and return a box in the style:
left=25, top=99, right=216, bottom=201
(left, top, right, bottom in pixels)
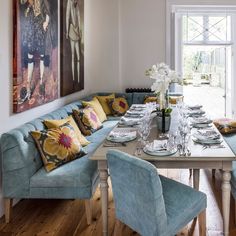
left=82, top=97, right=107, bottom=122
left=43, top=116, right=90, bottom=146
left=72, top=107, right=103, bottom=136
left=213, top=118, right=236, bottom=134
left=31, top=123, right=86, bottom=172
left=96, top=94, right=115, bottom=115
left=108, top=97, right=129, bottom=116
left=143, top=96, right=159, bottom=104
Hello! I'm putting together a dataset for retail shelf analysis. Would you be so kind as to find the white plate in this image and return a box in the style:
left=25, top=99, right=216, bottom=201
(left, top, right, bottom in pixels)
left=192, top=137, right=223, bottom=145
left=143, top=147, right=177, bottom=156
left=106, top=135, right=136, bottom=143
left=192, top=123, right=212, bottom=128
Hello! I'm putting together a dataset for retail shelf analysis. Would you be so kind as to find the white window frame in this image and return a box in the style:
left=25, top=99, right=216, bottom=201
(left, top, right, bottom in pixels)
left=166, top=1, right=236, bottom=118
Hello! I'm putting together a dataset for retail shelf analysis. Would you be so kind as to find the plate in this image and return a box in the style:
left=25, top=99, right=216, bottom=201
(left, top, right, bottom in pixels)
left=106, top=134, right=136, bottom=143
left=143, top=146, right=177, bottom=156
left=192, top=123, right=212, bottom=128
left=192, top=137, right=223, bottom=145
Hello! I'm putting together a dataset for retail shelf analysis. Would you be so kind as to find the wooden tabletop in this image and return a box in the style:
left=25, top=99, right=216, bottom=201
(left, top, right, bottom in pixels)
left=90, top=109, right=236, bottom=162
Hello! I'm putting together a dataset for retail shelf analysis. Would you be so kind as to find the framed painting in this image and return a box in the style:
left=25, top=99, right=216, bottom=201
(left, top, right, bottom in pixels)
left=13, top=0, right=59, bottom=113
left=60, top=0, right=84, bottom=97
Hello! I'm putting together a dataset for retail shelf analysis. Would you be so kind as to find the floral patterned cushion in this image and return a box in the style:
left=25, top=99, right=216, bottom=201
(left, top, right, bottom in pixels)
left=213, top=118, right=236, bottom=134
left=43, top=116, right=90, bottom=146
left=72, top=107, right=103, bottom=136
left=108, top=97, right=129, bottom=116
left=31, top=123, right=86, bottom=172
left=82, top=97, right=107, bottom=122
left=143, top=96, right=159, bottom=104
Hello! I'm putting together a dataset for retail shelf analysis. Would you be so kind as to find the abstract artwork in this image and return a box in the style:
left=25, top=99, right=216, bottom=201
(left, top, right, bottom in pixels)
left=13, top=0, right=59, bottom=113
left=60, top=0, right=84, bottom=96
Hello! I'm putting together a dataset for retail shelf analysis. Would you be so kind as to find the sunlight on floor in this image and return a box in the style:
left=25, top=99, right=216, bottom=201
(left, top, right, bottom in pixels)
left=183, top=84, right=225, bottom=119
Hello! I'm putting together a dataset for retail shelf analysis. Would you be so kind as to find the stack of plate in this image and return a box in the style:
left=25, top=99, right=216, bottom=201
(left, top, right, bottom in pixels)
left=192, top=129, right=222, bottom=145
left=191, top=117, right=212, bottom=128
left=143, top=140, right=177, bottom=156
left=107, top=130, right=137, bottom=143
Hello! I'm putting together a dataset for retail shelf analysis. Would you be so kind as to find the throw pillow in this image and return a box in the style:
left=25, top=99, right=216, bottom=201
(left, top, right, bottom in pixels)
left=96, top=94, right=115, bottom=115
left=213, top=118, right=236, bottom=134
left=108, top=97, right=129, bottom=116
left=31, top=123, right=86, bottom=172
left=43, top=116, right=90, bottom=146
left=144, top=96, right=158, bottom=104
left=73, top=107, right=103, bottom=136
left=169, top=96, right=184, bottom=105
left=82, top=97, right=107, bottom=122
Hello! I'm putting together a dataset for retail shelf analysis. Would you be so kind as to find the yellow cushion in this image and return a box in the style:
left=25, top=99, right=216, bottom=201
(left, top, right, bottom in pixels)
left=169, top=96, right=184, bottom=105
left=144, top=96, right=159, bottom=104
left=213, top=118, right=236, bottom=134
left=31, top=123, right=86, bottom=172
left=96, top=94, right=115, bottom=115
left=43, top=116, right=90, bottom=146
left=73, top=107, right=103, bottom=136
left=108, top=97, right=129, bottom=116
left=82, top=97, right=107, bottom=122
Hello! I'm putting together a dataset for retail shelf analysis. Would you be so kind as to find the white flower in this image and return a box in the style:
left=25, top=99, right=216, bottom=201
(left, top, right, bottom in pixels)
left=146, top=62, right=183, bottom=94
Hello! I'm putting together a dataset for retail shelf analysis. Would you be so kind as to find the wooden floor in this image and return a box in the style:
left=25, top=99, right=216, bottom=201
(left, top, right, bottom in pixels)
left=0, top=169, right=236, bottom=236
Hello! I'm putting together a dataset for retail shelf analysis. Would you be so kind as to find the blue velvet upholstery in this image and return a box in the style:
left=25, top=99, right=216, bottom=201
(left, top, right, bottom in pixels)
left=132, top=92, right=155, bottom=104
left=0, top=93, right=123, bottom=201
left=107, top=150, right=207, bottom=236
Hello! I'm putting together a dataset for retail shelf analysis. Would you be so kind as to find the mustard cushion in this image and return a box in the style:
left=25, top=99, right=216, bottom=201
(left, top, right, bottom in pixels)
left=31, top=123, right=86, bottom=172
left=213, top=118, right=236, bottom=134
left=108, top=97, right=129, bottom=116
left=169, top=96, right=184, bottom=105
left=82, top=97, right=107, bottom=122
left=73, top=107, right=103, bottom=136
left=144, top=96, right=159, bottom=104
left=96, top=94, right=115, bottom=115
left=43, top=116, right=90, bottom=146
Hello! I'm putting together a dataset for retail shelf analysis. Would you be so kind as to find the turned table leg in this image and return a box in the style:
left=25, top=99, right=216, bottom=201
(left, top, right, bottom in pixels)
left=193, top=169, right=200, bottom=190
left=222, top=170, right=231, bottom=236
left=98, top=160, right=109, bottom=236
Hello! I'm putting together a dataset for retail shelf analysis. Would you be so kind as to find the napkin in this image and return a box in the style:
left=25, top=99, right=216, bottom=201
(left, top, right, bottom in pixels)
left=193, top=129, right=220, bottom=141
left=188, top=105, right=203, bottom=110
left=145, top=140, right=167, bottom=152
left=108, top=130, right=137, bottom=139
left=192, top=117, right=212, bottom=124
left=119, top=117, right=140, bottom=126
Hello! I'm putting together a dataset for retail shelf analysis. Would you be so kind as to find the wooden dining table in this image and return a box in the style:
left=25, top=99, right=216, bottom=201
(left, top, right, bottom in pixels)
left=90, top=108, right=236, bottom=236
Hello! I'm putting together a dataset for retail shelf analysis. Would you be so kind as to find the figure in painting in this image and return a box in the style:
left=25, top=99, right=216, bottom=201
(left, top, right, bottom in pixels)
left=20, top=0, right=51, bottom=102
left=66, top=0, right=82, bottom=84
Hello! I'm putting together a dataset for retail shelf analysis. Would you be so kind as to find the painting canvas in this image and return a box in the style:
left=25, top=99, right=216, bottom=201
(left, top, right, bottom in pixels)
left=60, top=0, right=84, bottom=96
left=13, top=0, right=59, bottom=113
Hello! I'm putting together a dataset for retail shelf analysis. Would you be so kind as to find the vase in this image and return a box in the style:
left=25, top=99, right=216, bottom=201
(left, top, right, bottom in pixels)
left=156, top=114, right=171, bottom=132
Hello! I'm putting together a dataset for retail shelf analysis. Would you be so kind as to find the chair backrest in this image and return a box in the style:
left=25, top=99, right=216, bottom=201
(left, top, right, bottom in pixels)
left=107, top=150, right=168, bottom=236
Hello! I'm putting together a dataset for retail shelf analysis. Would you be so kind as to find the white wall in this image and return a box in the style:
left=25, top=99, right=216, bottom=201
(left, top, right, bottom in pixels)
left=119, top=0, right=166, bottom=90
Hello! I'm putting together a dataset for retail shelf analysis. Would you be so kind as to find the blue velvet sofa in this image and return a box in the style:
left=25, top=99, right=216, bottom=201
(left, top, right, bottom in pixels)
left=0, top=92, right=153, bottom=224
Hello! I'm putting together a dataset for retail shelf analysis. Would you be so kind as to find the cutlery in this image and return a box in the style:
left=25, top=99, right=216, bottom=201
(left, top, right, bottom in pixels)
left=202, top=144, right=225, bottom=150
left=103, top=142, right=127, bottom=147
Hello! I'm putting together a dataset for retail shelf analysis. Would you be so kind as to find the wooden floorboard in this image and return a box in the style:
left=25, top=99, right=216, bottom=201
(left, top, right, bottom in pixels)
left=0, top=169, right=235, bottom=236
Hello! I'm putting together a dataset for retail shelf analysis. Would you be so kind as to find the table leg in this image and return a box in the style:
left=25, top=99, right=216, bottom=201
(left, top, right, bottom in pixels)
left=98, top=161, right=109, bottom=236
left=193, top=169, right=200, bottom=190
left=222, top=170, right=231, bottom=236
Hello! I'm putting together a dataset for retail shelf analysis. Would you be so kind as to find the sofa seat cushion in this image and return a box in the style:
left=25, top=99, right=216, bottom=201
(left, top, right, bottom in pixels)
left=30, top=155, right=97, bottom=190
left=86, top=120, right=119, bottom=143
left=132, top=92, right=155, bottom=104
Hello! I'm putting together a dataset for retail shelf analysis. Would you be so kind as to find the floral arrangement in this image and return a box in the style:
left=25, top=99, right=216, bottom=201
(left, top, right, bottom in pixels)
left=145, top=62, right=182, bottom=94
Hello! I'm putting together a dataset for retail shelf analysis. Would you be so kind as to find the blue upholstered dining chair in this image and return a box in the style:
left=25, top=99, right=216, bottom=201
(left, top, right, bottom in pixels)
left=107, top=150, right=207, bottom=236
